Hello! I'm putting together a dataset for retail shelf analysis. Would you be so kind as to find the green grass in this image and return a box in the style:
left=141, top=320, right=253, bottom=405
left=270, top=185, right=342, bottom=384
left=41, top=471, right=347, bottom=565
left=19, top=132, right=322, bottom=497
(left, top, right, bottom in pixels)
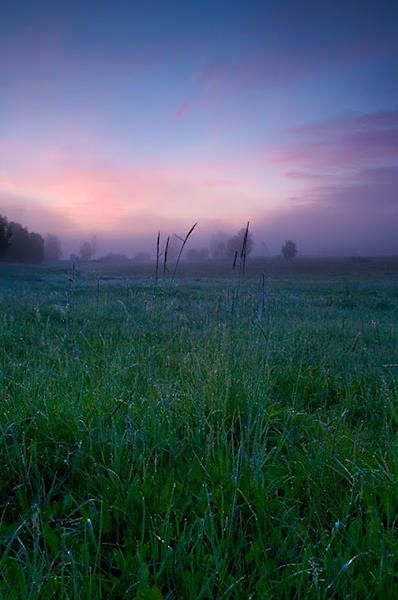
left=1, top=258, right=398, bottom=598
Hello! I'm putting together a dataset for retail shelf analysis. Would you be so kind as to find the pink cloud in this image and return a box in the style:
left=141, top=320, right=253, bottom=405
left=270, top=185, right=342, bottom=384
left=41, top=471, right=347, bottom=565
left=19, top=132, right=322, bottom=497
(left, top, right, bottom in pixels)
left=192, top=60, right=243, bottom=111
left=282, top=171, right=326, bottom=180
left=172, top=99, right=193, bottom=122
left=0, top=144, right=273, bottom=237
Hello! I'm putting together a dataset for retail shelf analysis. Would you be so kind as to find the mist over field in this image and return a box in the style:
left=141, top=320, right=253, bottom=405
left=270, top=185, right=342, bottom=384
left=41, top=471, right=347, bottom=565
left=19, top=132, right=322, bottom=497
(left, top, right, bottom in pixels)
left=2, top=142, right=397, bottom=258
left=1, top=193, right=397, bottom=260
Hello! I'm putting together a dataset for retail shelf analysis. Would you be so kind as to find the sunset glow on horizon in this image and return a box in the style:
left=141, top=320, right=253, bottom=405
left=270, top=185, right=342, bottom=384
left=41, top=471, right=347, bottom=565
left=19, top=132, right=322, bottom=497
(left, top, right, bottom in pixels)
left=1, top=0, right=397, bottom=256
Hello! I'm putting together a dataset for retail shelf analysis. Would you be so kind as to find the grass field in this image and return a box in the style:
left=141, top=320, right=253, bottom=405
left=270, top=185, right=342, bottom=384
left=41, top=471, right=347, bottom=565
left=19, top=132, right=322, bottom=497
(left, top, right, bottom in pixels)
left=1, top=257, right=398, bottom=599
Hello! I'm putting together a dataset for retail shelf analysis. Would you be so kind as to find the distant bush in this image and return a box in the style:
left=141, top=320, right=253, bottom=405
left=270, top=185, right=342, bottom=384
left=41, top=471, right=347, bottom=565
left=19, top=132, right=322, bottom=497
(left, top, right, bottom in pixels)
left=98, top=252, right=131, bottom=263
left=79, top=241, right=94, bottom=261
left=281, top=240, right=297, bottom=261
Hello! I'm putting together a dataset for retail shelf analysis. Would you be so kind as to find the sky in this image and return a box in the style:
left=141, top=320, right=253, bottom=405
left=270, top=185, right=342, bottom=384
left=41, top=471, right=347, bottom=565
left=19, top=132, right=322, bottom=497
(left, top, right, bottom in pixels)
left=1, top=0, right=397, bottom=257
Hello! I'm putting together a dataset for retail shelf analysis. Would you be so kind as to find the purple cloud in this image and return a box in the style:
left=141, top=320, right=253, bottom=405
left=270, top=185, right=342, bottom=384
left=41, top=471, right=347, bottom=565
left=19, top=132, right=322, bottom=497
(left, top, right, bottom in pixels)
left=272, top=110, right=398, bottom=171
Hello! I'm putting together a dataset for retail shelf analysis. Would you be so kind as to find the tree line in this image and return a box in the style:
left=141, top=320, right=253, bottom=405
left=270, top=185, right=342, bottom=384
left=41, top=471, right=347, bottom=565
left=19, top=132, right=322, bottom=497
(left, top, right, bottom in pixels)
left=0, top=215, right=62, bottom=263
left=0, top=213, right=298, bottom=264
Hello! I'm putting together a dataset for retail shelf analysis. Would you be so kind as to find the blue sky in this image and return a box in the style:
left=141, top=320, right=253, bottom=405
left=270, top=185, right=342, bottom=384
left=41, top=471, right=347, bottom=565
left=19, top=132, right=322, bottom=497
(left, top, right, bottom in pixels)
left=1, top=0, right=397, bottom=256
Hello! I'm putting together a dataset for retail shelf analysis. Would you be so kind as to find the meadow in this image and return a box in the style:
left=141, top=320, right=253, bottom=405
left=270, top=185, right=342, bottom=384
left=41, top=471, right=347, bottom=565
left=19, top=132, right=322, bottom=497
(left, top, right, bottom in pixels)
left=1, top=256, right=398, bottom=599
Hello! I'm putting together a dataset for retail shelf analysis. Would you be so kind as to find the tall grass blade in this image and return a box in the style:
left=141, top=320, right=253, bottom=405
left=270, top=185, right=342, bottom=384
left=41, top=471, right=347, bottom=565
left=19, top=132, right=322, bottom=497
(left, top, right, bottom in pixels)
left=172, top=222, right=198, bottom=281
left=239, top=221, right=250, bottom=281
left=154, top=231, right=160, bottom=285
left=163, top=235, right=170, bottom=281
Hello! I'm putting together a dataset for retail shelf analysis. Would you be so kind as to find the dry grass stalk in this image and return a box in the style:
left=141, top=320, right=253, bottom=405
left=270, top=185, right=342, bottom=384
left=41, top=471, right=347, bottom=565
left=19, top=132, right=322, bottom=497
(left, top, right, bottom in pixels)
left=239, top=221, right=250, bottom=281
left=163, top=235, right=170, bottom=281
left=172, top=222, right=198, bottom=281
left=154, top=231, right=160, bottom=284
left=232, top=251, right=238, bottom=270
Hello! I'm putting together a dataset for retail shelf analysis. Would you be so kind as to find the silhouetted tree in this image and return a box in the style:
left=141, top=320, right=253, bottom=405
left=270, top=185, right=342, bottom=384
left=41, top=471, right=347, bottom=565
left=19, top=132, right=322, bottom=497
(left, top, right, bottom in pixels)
left=79, top=241, right=94, bottom=261
left=281, top=240, right=297, bottom=260
left=44, top=234, right=62, bottom=261
left=0, top=214, right=11, bottom=257
left=5, top=222, right=29, bottom=261
left=225, top=227, right=254, bottom=259
left=4, top=221, right=44, bottom=263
